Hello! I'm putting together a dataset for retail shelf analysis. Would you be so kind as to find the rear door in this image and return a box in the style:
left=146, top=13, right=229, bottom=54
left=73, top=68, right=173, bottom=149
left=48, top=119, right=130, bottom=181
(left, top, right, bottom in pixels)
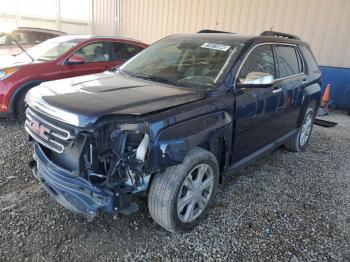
left=274, top=44, right=305, bottom=134
left=233, top=44, right=283, bottom=162
left=61, top=41, right=117, bottom=79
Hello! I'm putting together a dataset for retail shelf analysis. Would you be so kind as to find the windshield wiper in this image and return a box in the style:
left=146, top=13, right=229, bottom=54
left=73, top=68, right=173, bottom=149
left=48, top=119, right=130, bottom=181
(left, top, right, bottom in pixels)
left=128, top=72, right=181, bottom=87
left=11, top=40, right=34, bottom=62
left=116, top=69, right=184, bottom=87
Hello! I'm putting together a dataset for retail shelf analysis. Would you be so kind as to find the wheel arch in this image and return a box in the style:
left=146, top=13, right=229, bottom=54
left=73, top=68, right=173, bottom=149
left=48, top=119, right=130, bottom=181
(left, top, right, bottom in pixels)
left=149, top=110, right=233, bottom=173
left=10, top=80, right=43, bottom=114
left=297, top=83, right=321, bottom=126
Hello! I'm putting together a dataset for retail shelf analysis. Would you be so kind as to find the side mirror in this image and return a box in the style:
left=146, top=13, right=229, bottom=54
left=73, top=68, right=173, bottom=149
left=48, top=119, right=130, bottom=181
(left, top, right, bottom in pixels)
left=239, top=72, right=274, bottom=87
left=67, top=55, right=85, bottom=65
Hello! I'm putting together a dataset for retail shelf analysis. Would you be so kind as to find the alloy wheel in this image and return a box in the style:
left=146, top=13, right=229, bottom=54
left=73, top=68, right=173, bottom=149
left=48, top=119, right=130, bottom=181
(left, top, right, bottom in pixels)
left=177, top=163, right=214, bottom=223
left=300, top=114, right=312, bottom=146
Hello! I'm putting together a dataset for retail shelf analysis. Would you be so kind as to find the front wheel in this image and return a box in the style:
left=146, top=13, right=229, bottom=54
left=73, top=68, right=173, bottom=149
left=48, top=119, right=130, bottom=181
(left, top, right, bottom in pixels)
left=14, top=90, right=29, bottom=122
left=148, top=148, right=219, bottom=233
left=284, top=107, right=315, bottom=152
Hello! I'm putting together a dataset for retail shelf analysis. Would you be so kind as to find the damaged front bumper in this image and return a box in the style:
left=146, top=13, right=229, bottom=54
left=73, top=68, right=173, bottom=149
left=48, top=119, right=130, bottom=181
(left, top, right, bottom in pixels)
left=32, top=144, right=123, bottom=220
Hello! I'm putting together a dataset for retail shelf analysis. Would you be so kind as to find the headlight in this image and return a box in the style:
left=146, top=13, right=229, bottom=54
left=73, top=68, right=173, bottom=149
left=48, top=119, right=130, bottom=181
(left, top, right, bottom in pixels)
left=0, top=67, right=19, bottom=80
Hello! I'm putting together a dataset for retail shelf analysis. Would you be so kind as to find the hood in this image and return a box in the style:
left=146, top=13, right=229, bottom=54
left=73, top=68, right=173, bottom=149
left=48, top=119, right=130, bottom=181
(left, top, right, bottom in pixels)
left=26, top=72, right=206, bottom=127
left=0, top=46, right=22, bottom=57
left=0, top=44, right=35, bottom=57
left=0, top=54, right=42, bottom=69
left=0, top=55, right=28, bottom=68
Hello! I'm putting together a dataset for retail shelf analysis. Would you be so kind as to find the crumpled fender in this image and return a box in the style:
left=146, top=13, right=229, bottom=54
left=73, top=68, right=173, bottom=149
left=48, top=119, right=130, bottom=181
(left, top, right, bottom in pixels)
left=148, top=110, right=233, bottom=169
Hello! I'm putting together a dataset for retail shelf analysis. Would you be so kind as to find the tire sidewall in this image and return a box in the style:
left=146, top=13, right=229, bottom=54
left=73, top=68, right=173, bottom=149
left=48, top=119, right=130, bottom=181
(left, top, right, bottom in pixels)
left=296, top=107, right=315, bottom=151
left=15, top=90, right=29, bottom=121
left=171, top=153, right=219, bottom=232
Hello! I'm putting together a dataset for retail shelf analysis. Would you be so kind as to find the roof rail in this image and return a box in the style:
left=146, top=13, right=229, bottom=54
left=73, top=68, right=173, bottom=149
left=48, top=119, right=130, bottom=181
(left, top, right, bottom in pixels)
left=197, top=29, right=233, bottom=34
left=260, top=31, right=301, bottom=40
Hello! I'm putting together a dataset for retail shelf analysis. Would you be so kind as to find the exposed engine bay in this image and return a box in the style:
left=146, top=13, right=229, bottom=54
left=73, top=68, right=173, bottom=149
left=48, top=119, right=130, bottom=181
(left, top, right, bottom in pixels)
left=84, top=122, right=151, bottom=192
left=26, top=109, right=152, bottom=217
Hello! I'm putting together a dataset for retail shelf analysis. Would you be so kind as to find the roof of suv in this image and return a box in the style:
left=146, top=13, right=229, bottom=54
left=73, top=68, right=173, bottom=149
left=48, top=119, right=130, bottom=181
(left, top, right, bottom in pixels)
left=171, top=30, right=306, bottom=46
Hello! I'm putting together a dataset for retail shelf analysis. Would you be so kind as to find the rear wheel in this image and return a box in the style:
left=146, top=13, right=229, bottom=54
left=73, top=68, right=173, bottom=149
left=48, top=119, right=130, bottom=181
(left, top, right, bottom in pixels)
left=284, top=107, right=315, bottom=152
left=148, top=148, right=219, bottom=233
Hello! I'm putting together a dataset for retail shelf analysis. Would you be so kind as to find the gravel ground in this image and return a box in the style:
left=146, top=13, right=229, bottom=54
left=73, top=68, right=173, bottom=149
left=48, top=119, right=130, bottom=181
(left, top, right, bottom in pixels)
left=0, top=111, right=349, bottom=261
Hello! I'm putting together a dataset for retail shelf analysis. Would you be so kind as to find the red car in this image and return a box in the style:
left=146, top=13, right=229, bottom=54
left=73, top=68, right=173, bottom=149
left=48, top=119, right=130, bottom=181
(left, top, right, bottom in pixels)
left=0, top=35, right=148, bottom=119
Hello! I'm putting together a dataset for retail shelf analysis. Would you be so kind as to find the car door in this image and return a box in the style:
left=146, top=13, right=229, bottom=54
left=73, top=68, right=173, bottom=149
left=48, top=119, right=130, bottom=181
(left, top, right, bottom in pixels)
left=61, top=41, right=117, bottom=79
left=232, top=44, right=284, bottom=162
left=274, top=44, right=305, bottom=134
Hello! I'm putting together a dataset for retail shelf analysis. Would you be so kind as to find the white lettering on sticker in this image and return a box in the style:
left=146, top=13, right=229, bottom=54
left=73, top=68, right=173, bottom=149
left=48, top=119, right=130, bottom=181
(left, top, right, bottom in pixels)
left=201, top=43, right=230, bottom=51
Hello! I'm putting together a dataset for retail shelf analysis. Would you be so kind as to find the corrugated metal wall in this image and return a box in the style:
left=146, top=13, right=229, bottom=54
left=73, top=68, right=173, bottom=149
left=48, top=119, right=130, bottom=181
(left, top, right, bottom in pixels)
left=0, top=0, right=91, bottom=34
left=119, top=0, right=350, bottom=68
left=92, top=0, right=122, bottom=36
left=0, top=14, right=91, bottom=34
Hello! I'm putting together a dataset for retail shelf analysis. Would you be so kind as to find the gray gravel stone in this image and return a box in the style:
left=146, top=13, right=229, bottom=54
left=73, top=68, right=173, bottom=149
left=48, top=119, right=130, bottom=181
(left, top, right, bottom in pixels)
left=0, top=111, right=349, bottom=261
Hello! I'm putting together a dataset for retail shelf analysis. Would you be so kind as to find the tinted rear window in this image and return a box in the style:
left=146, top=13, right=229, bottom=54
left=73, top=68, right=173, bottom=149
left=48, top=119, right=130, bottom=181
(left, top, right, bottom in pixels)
left=112, top=42, right=144, bottom=60
left=299, top=45, right=320, bottom=74
left=276, top=45, right=300, bottom=78
left=30, top=32, right=58, bottom=44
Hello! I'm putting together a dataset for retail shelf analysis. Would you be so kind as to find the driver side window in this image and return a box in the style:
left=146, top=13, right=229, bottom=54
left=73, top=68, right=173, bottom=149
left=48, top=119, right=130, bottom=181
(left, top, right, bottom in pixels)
left=238, top=45, right=276, bottom=83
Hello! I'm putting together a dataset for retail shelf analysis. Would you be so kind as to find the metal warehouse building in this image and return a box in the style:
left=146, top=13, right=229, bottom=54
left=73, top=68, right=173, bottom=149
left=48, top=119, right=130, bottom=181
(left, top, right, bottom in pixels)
left=91, top=0, right=350, bottom=110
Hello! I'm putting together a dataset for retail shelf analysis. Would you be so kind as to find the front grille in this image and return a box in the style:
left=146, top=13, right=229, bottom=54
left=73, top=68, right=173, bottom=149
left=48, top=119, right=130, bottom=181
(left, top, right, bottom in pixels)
left=25, top=108, right=76, bottom=153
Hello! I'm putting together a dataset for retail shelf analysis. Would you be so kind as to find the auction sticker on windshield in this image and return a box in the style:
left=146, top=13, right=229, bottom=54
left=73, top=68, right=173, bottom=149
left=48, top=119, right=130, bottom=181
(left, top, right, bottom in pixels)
left=201, top=43, right=230, bottom=51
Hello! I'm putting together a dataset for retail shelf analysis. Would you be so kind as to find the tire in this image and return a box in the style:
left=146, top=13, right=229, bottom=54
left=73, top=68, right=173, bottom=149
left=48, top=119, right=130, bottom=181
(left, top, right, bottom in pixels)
left=284, top=107, right=315, bottom=152
left=148, top=147, right=219, bottom=233
left=14, top=90, right=29, bottom=122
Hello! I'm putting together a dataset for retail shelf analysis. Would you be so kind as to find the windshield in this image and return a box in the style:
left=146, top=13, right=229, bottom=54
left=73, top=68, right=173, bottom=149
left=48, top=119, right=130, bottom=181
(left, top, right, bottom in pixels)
left=16, top=38, right=82, bottom=61
left=119, top=36, right=243, bottom=89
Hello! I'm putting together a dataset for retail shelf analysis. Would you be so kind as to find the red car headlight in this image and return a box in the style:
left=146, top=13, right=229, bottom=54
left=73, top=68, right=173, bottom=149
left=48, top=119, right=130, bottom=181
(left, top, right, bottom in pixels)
left=0, top=67, right=19, bottom=80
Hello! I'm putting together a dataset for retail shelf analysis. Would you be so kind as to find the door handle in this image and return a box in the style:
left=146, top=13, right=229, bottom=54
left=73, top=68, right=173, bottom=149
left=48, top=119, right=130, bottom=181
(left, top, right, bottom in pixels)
left=301, top=80, right=308, bottom=85
left=272, top=87, right=282, bottom=94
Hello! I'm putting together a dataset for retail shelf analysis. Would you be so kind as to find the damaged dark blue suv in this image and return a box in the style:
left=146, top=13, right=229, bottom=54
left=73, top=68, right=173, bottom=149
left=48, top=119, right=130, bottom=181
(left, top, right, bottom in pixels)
left=25, top=30, right=321, bottom=233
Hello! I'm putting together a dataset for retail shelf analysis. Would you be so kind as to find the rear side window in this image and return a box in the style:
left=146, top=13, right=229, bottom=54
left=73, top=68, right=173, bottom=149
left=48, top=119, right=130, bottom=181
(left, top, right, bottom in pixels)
left=112, top=42, right=144, bottom=60
left=30, top=32, right=58, bottom=44
left=238, top=45, right=276, bottom=83
left=299, top=45, right=320, bottom=74
left=276, top=45, right=301, bottom=78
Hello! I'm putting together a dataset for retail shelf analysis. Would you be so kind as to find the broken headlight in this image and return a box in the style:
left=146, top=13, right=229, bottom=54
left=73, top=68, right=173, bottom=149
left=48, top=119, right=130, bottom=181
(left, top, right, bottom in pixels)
left=88, top=122, right=150, bottom=192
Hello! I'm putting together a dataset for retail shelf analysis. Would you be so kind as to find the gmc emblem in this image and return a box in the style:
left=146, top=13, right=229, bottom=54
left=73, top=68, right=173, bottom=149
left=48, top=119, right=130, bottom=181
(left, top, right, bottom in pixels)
left=27, top=119, right=50, bottom=141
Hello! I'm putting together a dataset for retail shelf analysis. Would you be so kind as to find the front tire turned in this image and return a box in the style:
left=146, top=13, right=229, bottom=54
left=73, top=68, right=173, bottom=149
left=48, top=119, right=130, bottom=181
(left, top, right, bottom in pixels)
left=148, top=147, right=219, bottom=233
